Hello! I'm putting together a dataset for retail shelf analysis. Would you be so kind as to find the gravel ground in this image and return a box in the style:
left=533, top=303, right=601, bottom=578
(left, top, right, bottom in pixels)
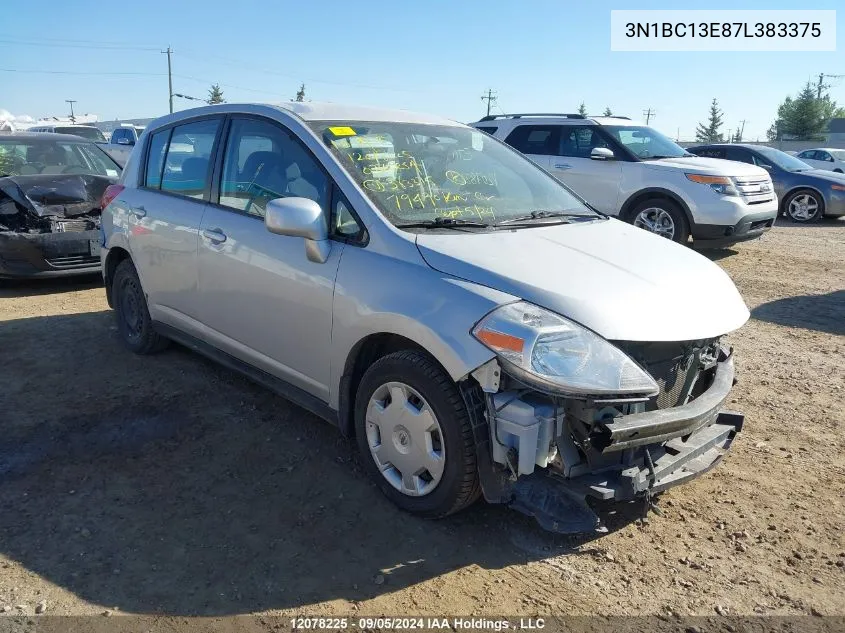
left=0, top=219, right=843, bottom=618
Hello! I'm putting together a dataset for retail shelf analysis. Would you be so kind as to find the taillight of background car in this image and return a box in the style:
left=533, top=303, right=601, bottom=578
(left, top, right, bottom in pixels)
left=100, top=184, right=125, bottom=210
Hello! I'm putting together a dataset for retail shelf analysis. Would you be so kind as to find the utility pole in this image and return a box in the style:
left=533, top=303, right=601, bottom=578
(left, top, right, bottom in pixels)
left=162, top=46, right=173, bottom=113
left=816, top=72, right=844, bottom=99
left=481, top=88, right=497, bottom=117
left=737, top=119, right=747, bottom=142
left=643, top=108, right=655, bottom=125
left=65, top=99, right=77, bottom=123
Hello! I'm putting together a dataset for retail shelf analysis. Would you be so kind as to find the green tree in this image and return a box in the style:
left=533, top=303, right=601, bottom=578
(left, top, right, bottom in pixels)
left=207, top=84, right=225, bottom=105
left=295, top=83, right=306, bottom=102
left=602, top=107, right=613, bottom=116
left=695, top=98, right=725, bottom=143
left=577, top=102, right=587, bottom=116
left=769, top=82, right=845, bottom=140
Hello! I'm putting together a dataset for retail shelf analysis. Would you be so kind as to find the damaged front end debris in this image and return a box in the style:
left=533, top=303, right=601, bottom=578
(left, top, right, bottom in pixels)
left=0, top=174, right=111, bottom=278
left=463, top=339, right=744, bottom=534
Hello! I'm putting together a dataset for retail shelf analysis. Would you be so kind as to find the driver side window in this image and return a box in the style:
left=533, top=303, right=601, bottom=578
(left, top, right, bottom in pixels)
left=219, top=118, right=328, bottom=218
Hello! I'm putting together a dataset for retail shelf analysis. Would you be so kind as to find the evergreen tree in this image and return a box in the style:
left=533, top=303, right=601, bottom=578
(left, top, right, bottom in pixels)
left=695, top=98, right=725, bottom=143
left=207, top=84, right=225, bottom=105
left=602, top=107, right=613, bottom=116
left=768, top=82, right=845, bottom=140
left=577, top=102, right=587, bottom=116
left=295, top=84, right=306, bottom=102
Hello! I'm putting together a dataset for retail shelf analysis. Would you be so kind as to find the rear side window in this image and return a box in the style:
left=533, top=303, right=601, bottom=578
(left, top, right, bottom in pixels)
left=144, top=129, right=170, bottom=188
left=726, top=147, right=755, bottom=165
left=159, top=119, right=221, bottom=200
left=504, top=125, right=560, bottom=156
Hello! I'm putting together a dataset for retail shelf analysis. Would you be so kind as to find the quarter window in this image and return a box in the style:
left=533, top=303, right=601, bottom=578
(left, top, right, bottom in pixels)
left=219, top=118, right=328, bottom=217
left=159, top=119, right=221, bottom=199
left=504, top=125, right=560, bottom=156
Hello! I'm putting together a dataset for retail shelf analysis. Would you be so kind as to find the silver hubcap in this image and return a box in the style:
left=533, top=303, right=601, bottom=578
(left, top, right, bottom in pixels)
left=788, top=194, right=818, bottom=221
left=365, top=382, right=445, bottom=497
left=634, top=207, right=676, bottom=239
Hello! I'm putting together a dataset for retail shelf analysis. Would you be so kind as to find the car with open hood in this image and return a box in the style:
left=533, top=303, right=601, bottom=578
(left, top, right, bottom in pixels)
left=0, top=133, right=122, bottom=278
left=99, top=102, right=749, bottom=532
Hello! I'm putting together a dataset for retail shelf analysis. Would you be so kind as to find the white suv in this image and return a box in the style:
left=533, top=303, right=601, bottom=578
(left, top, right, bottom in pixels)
left=471, top=114, right=778, bottom=247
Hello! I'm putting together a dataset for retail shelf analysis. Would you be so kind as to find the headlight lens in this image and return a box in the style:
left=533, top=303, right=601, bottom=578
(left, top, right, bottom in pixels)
left=686, top=173, right=740, bottom=196
left=472, top=302, right=659, bottom=396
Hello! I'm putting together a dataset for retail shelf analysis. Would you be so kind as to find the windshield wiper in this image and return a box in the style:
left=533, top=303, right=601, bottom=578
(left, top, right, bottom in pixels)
left=395, top=217, right=492, bottom=230
left=495, top=210, right=597, bottom=226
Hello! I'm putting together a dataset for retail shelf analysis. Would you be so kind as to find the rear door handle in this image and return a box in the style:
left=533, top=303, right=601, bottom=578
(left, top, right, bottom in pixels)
left=130, top=205, right=146, bottom=218
left=202, top=228, right=227, bottom=244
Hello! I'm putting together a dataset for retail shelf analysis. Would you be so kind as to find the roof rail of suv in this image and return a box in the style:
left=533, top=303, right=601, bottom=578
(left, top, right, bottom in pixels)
left=477, top=113, right=586, bottom=122
left=591, top=115, right=631, bottom=120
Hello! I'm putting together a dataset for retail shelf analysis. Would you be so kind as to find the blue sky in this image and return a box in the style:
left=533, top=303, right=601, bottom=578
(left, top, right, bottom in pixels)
left=1, top=0, right=842, bottom=141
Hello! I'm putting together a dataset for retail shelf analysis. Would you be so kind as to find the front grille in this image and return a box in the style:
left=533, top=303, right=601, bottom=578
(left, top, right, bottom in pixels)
left=734, top=176, right=775, bottom=203
left=615, top=339, right=719, bottom=411
left=46, top=254, right=100, bottom=269
left=50, top=218, right=96, bottom=233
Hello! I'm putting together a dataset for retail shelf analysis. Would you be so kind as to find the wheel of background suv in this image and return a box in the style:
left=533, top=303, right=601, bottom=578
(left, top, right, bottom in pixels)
left=629, top=198, right=690, bottom=243
left=354, top=350, right=480, bottom=518
left=834, top=168, right=843, bottom=173
left=783, top=189, right=824, bottom=223
left=112, top=259, right=169, bottom=354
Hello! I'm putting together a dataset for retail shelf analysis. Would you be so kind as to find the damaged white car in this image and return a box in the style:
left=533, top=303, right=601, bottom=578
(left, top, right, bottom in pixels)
left=100, top=103, right=748, bottom=532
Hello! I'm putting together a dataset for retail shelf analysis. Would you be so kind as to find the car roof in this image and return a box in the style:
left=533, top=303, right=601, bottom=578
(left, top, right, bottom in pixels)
left=470, top=114, right=635, bottom=126
left=0, top=132, right=97, bottom=142
left=146, top=102, right=462, bottom=129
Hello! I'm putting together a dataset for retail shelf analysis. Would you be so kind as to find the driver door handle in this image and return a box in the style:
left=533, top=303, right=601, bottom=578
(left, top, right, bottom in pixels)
left=202, top=228, right=227, bottom=244
left=130, top=205, right=146, bottom=218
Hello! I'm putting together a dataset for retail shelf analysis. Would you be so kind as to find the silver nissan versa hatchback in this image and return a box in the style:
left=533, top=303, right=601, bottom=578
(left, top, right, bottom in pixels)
left=100, top=102, right=749, bottom=532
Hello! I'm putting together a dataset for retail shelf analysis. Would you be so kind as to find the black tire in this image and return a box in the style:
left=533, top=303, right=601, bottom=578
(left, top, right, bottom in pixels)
left=627, top=197, right=690, bottom=244
left=354, top=350, right=480, bottom=518
left=112, top=259, right=169, bottom=354
left=834, top=169, right=843, bottom=174
left=783, top=189, right=824, bottom=223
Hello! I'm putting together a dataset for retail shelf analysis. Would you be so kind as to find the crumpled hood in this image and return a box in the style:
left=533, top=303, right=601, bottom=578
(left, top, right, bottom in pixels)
left=644, top=156, right=768, bottom=178
left=415, top=219, right=749, bottom=342
left=0, top=174, right=114, bottom=219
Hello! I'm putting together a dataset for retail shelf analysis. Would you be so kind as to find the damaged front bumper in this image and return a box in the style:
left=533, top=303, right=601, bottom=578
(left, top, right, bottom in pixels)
left=466, top=347, right=743, bottom=533
left=0, top=229, right=102, bottom=278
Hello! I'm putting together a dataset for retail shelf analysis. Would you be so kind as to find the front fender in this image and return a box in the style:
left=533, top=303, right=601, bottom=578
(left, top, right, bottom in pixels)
left=328, top=246, right=516, bottom=410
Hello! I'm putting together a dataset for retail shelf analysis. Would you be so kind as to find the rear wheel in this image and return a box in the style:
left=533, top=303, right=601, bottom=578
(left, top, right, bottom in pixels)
left=629, top=198, right=690, bottom=243
left=354, top=350, right=479, bottom=518
left=112, top=259, right=169, bottom=354
left=783, top=189, right=823, bottom=223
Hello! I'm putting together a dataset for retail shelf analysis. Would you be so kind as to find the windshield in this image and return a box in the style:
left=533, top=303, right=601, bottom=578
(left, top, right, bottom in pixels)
left=755, top=146, right=812, bottom=172
left=604, top=125, right=689, bottom=159
left=310, top=121, right=595, bottom=226
left=0, top=140, right=122, bottom=177
left=55, top=126, right=107, bottom=142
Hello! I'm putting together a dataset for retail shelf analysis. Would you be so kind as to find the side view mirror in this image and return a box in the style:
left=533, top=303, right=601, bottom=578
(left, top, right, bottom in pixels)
left=265, top=197, right=330, bottom=263
left=590, top=147, right=615, bottom=161
left=758, top=163, right=773, bottom=171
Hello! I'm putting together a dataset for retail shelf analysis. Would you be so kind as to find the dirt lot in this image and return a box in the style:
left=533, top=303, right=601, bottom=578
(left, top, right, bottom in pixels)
left=1, top=219, right=843, bottom=619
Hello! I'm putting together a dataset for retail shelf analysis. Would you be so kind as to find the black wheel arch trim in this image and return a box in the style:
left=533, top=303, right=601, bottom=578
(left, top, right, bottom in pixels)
left=619, top=188, right=694, bottom=226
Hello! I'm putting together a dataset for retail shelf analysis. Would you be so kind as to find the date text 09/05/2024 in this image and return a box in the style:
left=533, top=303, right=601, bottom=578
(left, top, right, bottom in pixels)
left=289, top=617, right=547, bottom=630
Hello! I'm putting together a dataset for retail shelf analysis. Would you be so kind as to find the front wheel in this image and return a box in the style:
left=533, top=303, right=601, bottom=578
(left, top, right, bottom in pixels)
left=354, top=350, right=480, bottom=518
left=629, top=198, right=690, bottom=243
left=784, top=189, right=823, bottom=223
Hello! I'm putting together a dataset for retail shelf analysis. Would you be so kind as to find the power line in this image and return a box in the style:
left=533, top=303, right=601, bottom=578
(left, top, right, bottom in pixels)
left=0, top=37, right=159, bottom=51
left=643, top=108, right=656, bottom=124
left=0, top=33, right=160, bottom=48
left=0, top=68, right=165, bottom=76
left=65, top=99, right=77, bottom=123
left=816, top=72, right=845, bottom=99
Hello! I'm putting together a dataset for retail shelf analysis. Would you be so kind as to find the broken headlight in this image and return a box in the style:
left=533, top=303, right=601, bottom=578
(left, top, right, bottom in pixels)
left=472, top=301, right=659, bottom=397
